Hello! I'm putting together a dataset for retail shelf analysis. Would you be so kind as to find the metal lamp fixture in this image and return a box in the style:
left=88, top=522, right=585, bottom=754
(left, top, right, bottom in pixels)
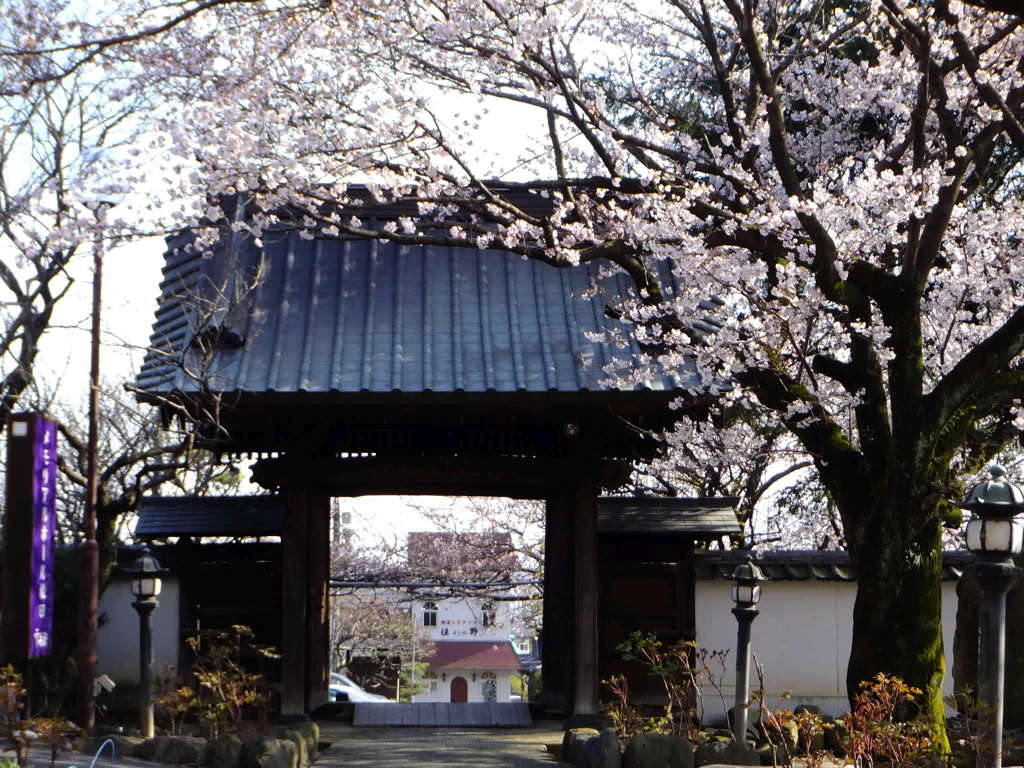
left=731, top=553, right=766, bottom=746
left=731, top=555, right=765, bottom=607
left=967, top=516, right=1024, bottom=555
left=958, top=465, right=1024, bottom=768
left=122, top=547, right=166, bottom=739
left=964, top=466, right=1024, bottom=557
left=127, top=548, right=165, bottom=600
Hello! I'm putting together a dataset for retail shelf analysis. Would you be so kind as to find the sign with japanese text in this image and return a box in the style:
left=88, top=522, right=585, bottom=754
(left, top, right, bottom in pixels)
left=2, top=414, right=58, bottom=660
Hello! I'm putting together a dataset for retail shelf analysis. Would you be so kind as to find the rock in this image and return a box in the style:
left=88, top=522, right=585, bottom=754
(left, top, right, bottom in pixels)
left=277, top=730, right=308, bottom=768
left=277, top=721, right=318, bottom=758
left=764, top=718, right=798, bottom=752
left=695, top=740, right=760, bottom=767
left=156, top=735, right=209, bottom=765
left=240, top=737, right=297, bottom=768
left=584, top=729, right=621, bottom=768
left=133, top=737, right=162, bottom=760
left=83, top=735, right=143, bottom=760
left=756, top=743, right=787, bottom=766
left=623, top=732, right=694, bottom=768
left=563, top=728, right=600, bottom=763
left=207, top=733, right=243, bottom=768
left=569, top=732, right=600, bottom=766
left=726, top=709, right=762, bottom=745
left=705, top=730, right=734, bottom=742
left=824, top=716, right=848, bottom=754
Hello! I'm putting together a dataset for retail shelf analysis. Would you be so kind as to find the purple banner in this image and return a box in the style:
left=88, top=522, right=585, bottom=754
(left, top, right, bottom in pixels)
left=28, top=417, right=57, bottom=658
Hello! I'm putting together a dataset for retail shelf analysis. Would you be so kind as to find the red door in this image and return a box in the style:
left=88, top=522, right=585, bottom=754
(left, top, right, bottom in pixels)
left=450, top=676, right=468, bottom=703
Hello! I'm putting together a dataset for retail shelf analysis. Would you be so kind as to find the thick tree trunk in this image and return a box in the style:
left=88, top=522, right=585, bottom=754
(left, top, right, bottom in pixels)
left=846, top=500, right=950, bottom=751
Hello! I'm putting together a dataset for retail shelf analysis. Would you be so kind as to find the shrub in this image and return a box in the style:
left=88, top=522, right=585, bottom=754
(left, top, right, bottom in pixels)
left=155, top=684, right=199, bottom=735
left=760, top=706, right=832, bottom=768
left=602, top=674, right=645, bottom=741
left=24, top=717, right=78, bottom=768
left=0, top=665, right=30, bottom=768
left=792, top=708, right=831, bottom=757
left=604, top=631, right=728, bottom=742
left=185, top=625, right=279, bottom=737
left=839, top=673, right=937, bottom=768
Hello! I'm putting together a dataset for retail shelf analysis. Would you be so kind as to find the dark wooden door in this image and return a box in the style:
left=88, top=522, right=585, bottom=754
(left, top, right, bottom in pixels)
left=450, top=676, right=468, bottom=702
left=599, top=556, right=694, bottom=706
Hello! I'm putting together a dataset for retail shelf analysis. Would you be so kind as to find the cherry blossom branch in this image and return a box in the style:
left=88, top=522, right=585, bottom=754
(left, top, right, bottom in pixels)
left=925, top=305, right=1024, bottom=436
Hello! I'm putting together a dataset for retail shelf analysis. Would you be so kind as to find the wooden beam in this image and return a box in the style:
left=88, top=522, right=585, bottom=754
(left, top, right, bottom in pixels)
left=252, top=454, right=630, bottom=497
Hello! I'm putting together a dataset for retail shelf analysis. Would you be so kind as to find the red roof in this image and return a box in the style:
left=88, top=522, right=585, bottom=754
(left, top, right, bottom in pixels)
left=421, top=641, right=522, bottom=671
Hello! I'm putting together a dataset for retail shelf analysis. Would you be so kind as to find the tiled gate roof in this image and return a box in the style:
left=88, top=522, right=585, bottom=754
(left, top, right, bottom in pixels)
left=136, top=227, right=707, bottom=399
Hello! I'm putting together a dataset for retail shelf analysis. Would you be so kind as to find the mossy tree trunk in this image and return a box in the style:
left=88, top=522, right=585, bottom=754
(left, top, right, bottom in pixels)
left=845, top=494, right=949, bottom=749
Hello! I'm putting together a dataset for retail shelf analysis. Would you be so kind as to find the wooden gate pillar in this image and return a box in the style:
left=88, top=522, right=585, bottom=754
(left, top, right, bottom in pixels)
left=306, top=494, right=330, bottom=709
left=543, top=477, right=601, bottom=719
left=542, top=491, right=574, bottom=714
left=281, top=488, right=330, bottom=714
left=572, top=481, right=600, bottom=718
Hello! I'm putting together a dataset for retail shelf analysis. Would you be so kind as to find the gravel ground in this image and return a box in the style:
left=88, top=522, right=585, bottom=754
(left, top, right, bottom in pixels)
left=316, top=722, right=570, bottom=768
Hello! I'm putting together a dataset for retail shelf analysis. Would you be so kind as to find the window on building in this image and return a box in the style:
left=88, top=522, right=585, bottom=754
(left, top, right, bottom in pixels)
left=429, top=681, right=438, bottom=693
left=423, top=601, right=438, bottom=627
left=482, top=601, right=496, bottom=627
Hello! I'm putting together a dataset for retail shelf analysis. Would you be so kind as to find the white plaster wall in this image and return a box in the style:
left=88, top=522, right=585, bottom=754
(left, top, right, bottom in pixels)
left=694, top=579, right=958, bottom=723
left=96, top=577, right=180, bottom=686
left=415, top=597, right=511, bottom=641
left=412, top=669, right=513, bottom=702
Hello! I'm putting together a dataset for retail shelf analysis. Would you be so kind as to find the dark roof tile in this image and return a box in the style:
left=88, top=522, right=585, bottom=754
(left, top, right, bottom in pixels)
left=597, top=497, right=741, bottom=536
left=136, top=228, right=698, bottom=397
left=135, top=495, right=284, bottom=538
left=694, top=550, right=971, bottom=582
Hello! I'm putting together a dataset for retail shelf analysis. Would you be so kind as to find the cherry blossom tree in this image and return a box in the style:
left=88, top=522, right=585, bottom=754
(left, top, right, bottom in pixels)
left=5, top=0, right=1024, bottom=742
left=0, top=65, right=141, bottom=419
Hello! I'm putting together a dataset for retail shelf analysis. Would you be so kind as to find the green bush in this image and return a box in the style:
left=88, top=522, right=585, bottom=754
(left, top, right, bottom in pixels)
left=839, top=673, right=938, bottom=768
left=183, top=625, right=279, bottom=737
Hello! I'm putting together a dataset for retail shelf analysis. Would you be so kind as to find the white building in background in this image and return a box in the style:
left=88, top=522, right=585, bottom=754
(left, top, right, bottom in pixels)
left=411, top=595, right=522, bottom=703
left=405, top=531, right=525, bottom=703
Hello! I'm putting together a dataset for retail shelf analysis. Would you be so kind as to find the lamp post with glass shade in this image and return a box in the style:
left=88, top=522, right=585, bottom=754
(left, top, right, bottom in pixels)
left=731, top=553, right=766, bottom=745
left=123, top=547, right=165, bottom=739
left=959, top=465, right=1024, bottom=768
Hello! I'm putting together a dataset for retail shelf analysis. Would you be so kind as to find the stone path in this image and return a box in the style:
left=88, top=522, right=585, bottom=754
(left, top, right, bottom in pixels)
left=353, top=702, right=533, bottom=727
left=5, top=721, right=568, bottom=768
left=317, top=722, right=569, bottom=768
